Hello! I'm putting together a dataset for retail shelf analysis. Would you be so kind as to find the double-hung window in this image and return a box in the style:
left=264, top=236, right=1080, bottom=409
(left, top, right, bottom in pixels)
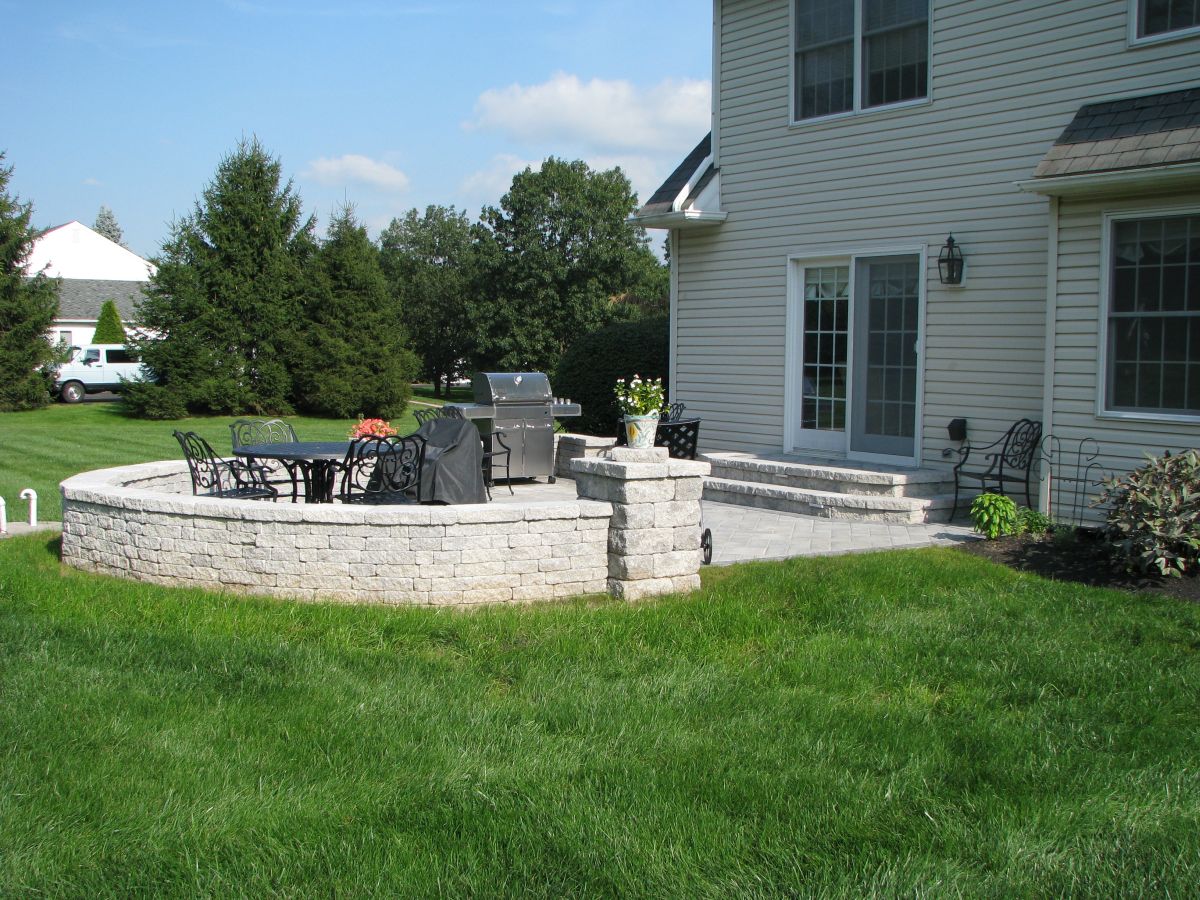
left=1106, top=213, right=1200, bottom=417
left=793, top=0, right=929, bottom=122
left=1134, top=0, right=1200, bottom=41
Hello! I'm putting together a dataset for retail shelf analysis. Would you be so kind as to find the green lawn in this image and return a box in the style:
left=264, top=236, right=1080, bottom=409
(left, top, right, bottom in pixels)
left=2, top=535, right=1197, bottom=896
left=0, top=402, right=418, bottom=522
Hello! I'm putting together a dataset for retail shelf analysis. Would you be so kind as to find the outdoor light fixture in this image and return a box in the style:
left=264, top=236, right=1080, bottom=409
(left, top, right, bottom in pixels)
left=938, top=234, right=965, bottom=285
left=947, top=418, right=968, bottom=442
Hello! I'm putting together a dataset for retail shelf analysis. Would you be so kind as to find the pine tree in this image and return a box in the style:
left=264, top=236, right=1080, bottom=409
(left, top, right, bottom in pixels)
left=294, top=206, right=418, bottom=418
left=126, top=138, right=313, bottom=417
left=91, top=298, right=127, bottom=343
left=0, top=154, right=61, bottom=410
left=93, top=205, right=125, bottom=246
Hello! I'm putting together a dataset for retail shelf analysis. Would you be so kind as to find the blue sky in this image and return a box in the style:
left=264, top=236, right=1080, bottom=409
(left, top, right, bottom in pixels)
left=4, top=1, right=711, bottom=259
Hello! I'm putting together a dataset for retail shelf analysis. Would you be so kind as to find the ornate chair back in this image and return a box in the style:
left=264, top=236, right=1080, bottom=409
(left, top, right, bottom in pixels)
left=413, top=408, right=443, bottom=427
left=175, top=430, right=229, bottom=495
left=229, top=418, right=298, bottom=450
left=339, top=435, right=425, bottom=504
left=997, top=419, right=1043, bottom=474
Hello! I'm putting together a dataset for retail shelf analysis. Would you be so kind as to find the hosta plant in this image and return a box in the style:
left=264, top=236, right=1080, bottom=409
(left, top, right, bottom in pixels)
left=1096, top=449, right=1200, bottom=578
left=970, top=492, right=1019, bottom=540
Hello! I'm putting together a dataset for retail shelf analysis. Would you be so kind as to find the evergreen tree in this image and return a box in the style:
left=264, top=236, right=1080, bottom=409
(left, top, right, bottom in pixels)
left=293, top=206, right=418, bottom=419
left=474, top=158, right=649, bottom=372
left=92, top=298, right=127, bottom=343
left=126, top=138, right=313, bottom=417
left=93, top=205, right=125, bottom=247
left=0, top=154, right=61, bottom=411
left=379, top=205, right=476, bottom=397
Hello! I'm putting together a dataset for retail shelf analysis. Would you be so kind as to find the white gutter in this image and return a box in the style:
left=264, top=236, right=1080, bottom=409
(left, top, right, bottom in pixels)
left=1016, top=161, right=1200, bottom=197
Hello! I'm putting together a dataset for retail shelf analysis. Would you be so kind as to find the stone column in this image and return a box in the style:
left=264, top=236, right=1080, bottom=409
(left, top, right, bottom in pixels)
left=571, top=447, right=711, bottom=600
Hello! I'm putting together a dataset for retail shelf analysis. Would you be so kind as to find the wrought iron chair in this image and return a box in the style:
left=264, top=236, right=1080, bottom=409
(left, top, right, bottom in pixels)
left=229, top=418, right=302, bottom=501
left=481, top=429, right=513, bottom=499
left=414, top=408, right=445, bottom=427
left=951, top=418, right=1043, bottom=519
left=338, top=435, right=425, bottom=505
left=664, top=402, right=687, bottom=422
left=174, top=430, right=278, bottom=501
left=615, top=416, right=701, bottom=460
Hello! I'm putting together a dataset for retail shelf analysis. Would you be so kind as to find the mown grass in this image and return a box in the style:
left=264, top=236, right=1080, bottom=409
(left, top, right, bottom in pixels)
left=0, top=403, right=417, bottom=522
left=2, top=535, right=1197, bottom=896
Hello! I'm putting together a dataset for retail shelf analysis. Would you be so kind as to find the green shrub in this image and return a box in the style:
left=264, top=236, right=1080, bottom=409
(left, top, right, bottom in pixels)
left=120, top=379, right=187, bottom=420
left=1096, top=449, right=1200, bottom=578
left=92, top=299, right=127, bottom=344
left=553, top=317, right=668, bottom=436
left=1016, top=506, right=1053, bottom=535
left=970, top=493, right=1019, bottom=540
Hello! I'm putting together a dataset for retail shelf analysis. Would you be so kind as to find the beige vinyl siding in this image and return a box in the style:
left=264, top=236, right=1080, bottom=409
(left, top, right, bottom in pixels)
left=675, top=0, right=1200, bottom=461
left=1049, top=192, right=1200, bottom=521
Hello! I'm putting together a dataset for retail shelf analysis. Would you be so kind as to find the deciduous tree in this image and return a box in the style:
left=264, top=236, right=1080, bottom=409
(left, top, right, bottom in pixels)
left=379, top=205, right=476, bottom=396
left=0, top=154, right=61, bottom=410
left=473, top=158, right=650, bottom=372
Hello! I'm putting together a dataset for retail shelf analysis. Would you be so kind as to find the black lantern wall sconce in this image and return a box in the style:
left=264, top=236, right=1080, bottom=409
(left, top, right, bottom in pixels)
left=938, top=234, right=965, bottom=285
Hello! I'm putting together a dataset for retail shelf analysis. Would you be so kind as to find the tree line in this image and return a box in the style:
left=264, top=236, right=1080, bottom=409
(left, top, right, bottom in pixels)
left=0, top=139, right=668, bottom=415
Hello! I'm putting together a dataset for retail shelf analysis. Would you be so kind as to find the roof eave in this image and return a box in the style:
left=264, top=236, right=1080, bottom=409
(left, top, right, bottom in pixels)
left=1017, top=160, right=1200, bottom=197
left=628, top=209, right=729, bottom=230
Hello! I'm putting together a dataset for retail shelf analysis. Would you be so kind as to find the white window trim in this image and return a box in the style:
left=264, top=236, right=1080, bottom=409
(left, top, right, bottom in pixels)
left=784, top=242, right=928, bottom=465
left=1095, top=205, right=1200, bottom=424
left=1127, top=0, right=1200, bottom=47
left=788, top=0, right=933, bottom=128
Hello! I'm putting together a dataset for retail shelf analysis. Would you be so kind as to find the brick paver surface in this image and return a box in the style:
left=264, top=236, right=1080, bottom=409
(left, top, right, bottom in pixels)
left=702, top=501, right=976, bottom=565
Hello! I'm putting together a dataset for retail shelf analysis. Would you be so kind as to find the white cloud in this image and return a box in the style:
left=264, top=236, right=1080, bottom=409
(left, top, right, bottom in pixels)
left=302, top=154, right=410, bottom=192
left=82, top=177, right=103, bottom=187
left=458, top=154, right=542, bottom=206
left=465, top=72, right=710, bottom=154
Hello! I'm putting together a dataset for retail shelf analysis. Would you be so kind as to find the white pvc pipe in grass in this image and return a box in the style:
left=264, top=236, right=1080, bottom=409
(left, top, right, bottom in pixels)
left=0, top=496, right=6, bottom=533
left=20, top=489, right=37, bottom=527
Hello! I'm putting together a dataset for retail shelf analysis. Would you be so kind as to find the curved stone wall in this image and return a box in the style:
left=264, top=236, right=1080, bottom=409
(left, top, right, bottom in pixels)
left=61, top=461, right=613, bottom=606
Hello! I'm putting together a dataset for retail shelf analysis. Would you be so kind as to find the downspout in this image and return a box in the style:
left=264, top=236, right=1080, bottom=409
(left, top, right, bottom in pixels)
left=711, top=0, right=721, bottom=168
left=1039, top=195, right=1059, bottom=515
left=669, top=229, right=680, bottom=402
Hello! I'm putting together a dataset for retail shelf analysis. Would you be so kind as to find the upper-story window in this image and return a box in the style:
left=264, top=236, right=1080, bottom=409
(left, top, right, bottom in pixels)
left=794, top=0, right=929, bottom=122
left=1136, top=0, right=1200, bottom=40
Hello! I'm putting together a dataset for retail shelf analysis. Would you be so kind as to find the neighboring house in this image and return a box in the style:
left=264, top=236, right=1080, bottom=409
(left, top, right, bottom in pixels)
left=25, top=221, right=154, bottom=347
left=635, top=0, right=1200, bottom=517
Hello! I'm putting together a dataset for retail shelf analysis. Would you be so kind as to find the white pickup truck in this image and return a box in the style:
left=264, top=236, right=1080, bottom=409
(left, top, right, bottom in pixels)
left=55, top=344, right=148, bottom=403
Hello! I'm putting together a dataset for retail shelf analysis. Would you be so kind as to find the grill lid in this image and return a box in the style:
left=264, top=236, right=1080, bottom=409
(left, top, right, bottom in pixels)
left=472, top=372, right=552, bottom=404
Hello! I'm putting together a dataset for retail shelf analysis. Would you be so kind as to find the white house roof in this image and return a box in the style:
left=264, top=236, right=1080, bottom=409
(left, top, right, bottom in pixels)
left=25, top=221, right=155, bottom=281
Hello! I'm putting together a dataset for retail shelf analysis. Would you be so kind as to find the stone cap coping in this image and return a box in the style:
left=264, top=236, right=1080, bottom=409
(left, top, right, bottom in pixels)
left=556, top=433, right=618, bottom=448
left=61, top=461, right=613, bottom=524
left=571, top=455, right=710, bottom=480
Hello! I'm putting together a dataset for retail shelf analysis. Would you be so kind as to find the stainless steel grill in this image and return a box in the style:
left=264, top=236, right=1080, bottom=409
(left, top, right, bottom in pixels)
left=447, top=372, right=581, bottom=481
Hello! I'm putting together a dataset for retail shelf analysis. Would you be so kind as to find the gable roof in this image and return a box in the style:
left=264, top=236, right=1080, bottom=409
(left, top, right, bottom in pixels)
left=1033, top=86, right=1200, bottom=179
left=54, top=279, right=147, bottom=322
left=639, top=133, right=713, bottom=217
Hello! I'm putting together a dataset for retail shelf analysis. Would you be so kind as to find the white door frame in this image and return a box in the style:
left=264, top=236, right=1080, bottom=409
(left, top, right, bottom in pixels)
left=784, top=243, right=928, bottom=466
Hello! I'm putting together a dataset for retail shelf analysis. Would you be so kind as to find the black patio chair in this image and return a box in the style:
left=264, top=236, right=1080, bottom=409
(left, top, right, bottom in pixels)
left=229, top=417, right=301, bottom=501
left=951, top=418, right=1043, bottom=519
left=414, top=408, right=445, bottom=427
left=664, top=402, right=687, bottom=422
left=481, top=429, right=513, bottom=499
left=174, top=430, right=278, bottom=501
left=338, top=435, right=425, bottom=505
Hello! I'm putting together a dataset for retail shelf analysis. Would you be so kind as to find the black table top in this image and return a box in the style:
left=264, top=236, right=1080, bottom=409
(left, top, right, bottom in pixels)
left=233, top=441, right=351, bottom=461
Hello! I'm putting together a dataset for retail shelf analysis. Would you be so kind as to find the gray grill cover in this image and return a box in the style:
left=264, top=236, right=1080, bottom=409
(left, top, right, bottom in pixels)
left=414, top=417, right=486, bottom=504
left=472, top=372, right=552, bottom=404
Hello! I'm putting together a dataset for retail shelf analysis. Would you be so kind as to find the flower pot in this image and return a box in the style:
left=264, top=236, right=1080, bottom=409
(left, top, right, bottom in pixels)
left=623, top=413, right=660, bottom=450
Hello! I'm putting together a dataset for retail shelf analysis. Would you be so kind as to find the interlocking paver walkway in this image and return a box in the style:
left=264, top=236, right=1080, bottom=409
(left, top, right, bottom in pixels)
left=702, top=501, right=976, bottom=565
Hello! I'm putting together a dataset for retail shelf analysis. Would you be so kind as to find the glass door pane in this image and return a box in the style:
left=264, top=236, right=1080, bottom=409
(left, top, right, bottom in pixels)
left=797, top=265, right=849, bottom=450
left=851, top=256, right=919, bottom=458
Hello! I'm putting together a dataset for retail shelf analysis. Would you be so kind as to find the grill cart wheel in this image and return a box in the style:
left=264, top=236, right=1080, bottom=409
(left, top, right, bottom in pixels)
left=701, top=527, right=713, bottom=565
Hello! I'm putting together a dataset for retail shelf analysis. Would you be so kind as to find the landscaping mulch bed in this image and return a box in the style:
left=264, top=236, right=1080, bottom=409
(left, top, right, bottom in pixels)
left=958, top=529, right=1200, bottom=603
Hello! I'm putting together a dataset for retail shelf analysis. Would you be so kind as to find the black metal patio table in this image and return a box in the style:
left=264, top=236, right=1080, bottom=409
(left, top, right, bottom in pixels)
left=233, top=441, right=350, bottom=504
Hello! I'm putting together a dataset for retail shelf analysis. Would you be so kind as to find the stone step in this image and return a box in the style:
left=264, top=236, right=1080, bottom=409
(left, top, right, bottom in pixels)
left=702, top=477, right=967, bottom=524
left=702, top=452, right=955, bottom=500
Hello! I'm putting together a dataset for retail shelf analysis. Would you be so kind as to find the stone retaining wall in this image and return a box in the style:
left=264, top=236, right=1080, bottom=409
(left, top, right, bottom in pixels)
left=60, top=449, right=709, bottom=607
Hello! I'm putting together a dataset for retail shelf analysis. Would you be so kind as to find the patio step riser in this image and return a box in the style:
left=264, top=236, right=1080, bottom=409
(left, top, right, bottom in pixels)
left=703, top=479, right=965, bottom=525
left=704, top=459, right=955, bottom=501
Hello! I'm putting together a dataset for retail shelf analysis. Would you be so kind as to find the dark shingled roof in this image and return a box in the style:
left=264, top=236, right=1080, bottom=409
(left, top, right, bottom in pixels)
left=54, top=279, right=147, bottom=322
left=638, top=133, right=712, bottom=216
left=1034, top=86, right=1200, bottom=179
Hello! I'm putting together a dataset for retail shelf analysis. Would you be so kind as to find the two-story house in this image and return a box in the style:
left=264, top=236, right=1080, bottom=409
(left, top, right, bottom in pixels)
left=634, top=0, right=1200, bottom=521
